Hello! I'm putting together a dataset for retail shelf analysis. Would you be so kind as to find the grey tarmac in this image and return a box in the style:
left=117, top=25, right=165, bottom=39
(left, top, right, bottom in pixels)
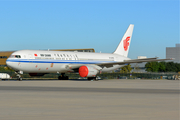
left=0, top=79, right=179, bottom=120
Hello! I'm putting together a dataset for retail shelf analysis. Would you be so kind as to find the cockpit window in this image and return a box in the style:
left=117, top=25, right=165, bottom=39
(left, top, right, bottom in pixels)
left=16, top=55, right=21, bottom=58
left=10, top=55, right=21, bottom=58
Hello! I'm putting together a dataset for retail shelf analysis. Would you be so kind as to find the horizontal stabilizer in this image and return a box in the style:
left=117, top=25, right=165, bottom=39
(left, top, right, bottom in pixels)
left=123, top=58, right=174, bottom=64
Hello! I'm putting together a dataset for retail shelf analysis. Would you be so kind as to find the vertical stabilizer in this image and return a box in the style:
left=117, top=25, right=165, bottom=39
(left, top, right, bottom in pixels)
left=113, top=24, right=134, bottom=57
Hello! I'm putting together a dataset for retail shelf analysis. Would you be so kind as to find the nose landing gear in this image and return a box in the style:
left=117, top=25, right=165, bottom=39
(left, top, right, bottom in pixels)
left=15, top=71, right=23, bottom=81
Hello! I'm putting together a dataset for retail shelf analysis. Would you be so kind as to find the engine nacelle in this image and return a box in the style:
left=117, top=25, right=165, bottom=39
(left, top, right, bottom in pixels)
left=79, top=65, right=99, bottom=77
left=29, top=73, right=46, bottom=77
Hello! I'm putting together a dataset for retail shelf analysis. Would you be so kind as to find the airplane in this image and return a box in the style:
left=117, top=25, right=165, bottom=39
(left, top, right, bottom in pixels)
left=6, top=24, right=173, bottom=81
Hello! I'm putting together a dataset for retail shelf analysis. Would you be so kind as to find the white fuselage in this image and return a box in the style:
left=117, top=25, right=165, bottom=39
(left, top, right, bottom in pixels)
left=6, top=50, right=130, bottom=73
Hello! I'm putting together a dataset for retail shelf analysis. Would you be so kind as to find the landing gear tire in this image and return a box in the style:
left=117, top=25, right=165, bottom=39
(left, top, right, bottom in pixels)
left=18, top=78, right=23, bottom=81
left=88, top=77, right=98, bottom=81
left=88, top=77, right=93, bottom=81
left=94, top=77, right=98, bottom=81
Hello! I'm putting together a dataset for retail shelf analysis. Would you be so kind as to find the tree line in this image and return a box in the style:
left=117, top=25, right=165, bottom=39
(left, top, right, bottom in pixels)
left=145, top=61, right=180, bottom=72
left=0, top=66, right=14, bottom=71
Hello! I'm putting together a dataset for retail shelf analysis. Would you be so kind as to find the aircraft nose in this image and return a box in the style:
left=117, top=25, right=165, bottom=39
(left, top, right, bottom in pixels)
left=6, top=59, right=13, bottom=68
left=6, top=58, right=19, bottom=71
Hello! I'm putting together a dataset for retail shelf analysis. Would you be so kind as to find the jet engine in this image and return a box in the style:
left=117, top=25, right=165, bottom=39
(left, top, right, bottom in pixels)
left=29, top=73, right=46, bottom=77
left=79, top=65, right=99, bottom=77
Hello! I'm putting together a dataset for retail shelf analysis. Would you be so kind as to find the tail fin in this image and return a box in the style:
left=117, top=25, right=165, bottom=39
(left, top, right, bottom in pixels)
left=113, top=24, right=134, bottom=57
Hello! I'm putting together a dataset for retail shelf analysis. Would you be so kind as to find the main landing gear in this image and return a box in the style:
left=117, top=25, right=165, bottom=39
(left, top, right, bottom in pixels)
left=58, top=73, right=69, bottom=80
left=87, top=77, right=98, bottom=81
left=15, top=71, right=23, bottom=81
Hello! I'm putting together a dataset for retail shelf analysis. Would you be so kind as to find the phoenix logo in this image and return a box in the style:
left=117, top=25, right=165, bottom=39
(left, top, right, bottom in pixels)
left=123, top=36, right=130, bottom=51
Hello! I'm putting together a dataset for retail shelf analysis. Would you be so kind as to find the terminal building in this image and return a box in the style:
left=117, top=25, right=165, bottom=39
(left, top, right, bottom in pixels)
left=166, top=44, right=180, bottom=63
left=0, top=48, right=95, bottom=66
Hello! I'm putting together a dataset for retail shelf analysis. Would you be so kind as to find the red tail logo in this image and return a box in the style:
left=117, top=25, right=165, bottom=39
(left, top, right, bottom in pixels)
left=123, top=36, right=130, bottom=51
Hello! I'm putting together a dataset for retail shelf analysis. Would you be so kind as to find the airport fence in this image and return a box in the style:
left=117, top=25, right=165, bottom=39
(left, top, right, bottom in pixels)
left=97, top=72, right=179, bottom=80
left=0, top=71, right=179, bottom=80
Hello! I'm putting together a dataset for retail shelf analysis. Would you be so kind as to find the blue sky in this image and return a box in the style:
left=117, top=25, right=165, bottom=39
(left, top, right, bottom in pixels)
left=0, top=0, right=179, bottom=59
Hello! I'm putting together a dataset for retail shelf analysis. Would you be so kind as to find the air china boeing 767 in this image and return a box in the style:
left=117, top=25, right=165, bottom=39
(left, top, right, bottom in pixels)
left=6, top=24, right=172, bottom=80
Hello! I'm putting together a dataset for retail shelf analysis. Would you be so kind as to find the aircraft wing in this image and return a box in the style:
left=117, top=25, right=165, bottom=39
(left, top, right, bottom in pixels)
left=97, top=58, right=174, bottom=67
